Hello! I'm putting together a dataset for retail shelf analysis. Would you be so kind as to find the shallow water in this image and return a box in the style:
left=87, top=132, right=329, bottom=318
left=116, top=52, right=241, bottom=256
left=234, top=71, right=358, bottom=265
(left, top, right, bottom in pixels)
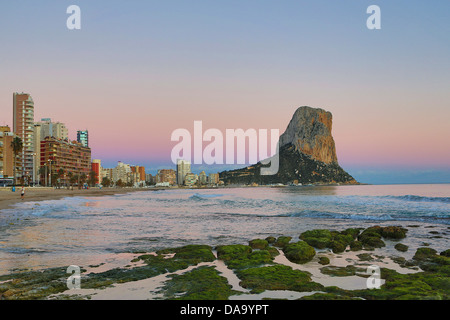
left=0, top=184, right=449, bottom=275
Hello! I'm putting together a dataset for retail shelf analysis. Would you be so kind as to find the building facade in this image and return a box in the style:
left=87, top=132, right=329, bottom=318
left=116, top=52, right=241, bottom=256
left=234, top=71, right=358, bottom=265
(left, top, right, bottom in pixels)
left=156, top=169, right=176, bottom=185
left=36, top=118, right=69, bottom=141
left=208, top=173, right=220, bottom=185
left=176, top=159, right=191, bottom=185
left=13, top=92, right=34, bottom=182
left=77, top=130, right=89, bottom=147
left=92, top=159, right=102, bottom=185
left=0, top=126, right=14, bottom=178
left=112, top=161, right=131, bottom=184
left=40, top=137, right=91, bottom=186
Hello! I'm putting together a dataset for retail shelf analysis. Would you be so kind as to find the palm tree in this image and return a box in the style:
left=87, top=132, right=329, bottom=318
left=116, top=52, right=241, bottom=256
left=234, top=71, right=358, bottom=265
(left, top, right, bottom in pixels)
left=10, top=137, right=23, bottom=186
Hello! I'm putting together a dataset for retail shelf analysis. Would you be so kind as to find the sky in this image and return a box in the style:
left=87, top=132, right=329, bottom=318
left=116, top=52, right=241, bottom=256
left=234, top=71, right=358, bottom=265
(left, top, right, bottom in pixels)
left=0, top=1, right=449, bottom=184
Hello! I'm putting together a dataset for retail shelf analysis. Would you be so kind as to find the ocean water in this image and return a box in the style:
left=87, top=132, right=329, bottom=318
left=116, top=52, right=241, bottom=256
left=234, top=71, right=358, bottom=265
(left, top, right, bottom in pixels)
left=0, top=184, right=449, bottom=275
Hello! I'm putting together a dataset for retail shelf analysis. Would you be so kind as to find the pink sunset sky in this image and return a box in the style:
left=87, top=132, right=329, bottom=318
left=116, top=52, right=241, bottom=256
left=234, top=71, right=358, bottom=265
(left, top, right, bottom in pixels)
left=1, top=1, right=449, bottom=183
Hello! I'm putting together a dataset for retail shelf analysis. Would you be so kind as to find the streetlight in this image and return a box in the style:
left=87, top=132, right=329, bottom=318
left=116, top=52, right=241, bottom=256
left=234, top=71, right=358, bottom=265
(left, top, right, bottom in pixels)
left=32, top=153, right=37, bottom=187
left=48, top=159, right=52, bottom=187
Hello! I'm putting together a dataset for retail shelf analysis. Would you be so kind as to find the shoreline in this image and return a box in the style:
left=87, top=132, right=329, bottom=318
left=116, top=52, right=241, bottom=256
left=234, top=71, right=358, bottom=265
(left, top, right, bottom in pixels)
left=0, top=187, right=152, bottom=211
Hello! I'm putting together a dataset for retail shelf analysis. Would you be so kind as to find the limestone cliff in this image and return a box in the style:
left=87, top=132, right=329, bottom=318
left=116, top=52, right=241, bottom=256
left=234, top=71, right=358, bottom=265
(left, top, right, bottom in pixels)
left=279, top=107, right=337, bottom=165
left=220, top=106, right=357, bottom=185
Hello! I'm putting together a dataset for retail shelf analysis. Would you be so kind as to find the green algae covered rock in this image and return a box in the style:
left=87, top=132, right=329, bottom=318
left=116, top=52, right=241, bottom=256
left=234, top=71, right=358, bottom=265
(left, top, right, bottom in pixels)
left=394, top=243, right=409, bottom=252
left=216, top=244, right=252, bottom=261
left=273, top=236, right=292, bottom=248
left=440, top=249, right=450, bottom=257
left=350, top=241, right=363, bottom=251
left=160, top=266, right=235, bottom=300
left=249, top=239, right=269, bottom=249
left=158, top=245, right=216, bottom=263
left=413, top=247, right=437, bottom=261
left=283, top=241, right=316, bottom=264
left=236, top=264, right=323, bottom=294
left=299, top=229, right=332, bottom=249
left=299, top=228, right=358, bottom=252
left=318, top=256, right=330, bottom=265
left=358, top=228, right=386, bottom=249
left=216, top=244, right=273, bottom=270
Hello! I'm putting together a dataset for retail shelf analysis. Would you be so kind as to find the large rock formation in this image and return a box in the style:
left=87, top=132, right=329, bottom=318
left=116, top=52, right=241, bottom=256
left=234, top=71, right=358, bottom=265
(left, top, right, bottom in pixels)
left=279, top=107, right=337, bottom=165
left=220, top=106, right=357, bottom=185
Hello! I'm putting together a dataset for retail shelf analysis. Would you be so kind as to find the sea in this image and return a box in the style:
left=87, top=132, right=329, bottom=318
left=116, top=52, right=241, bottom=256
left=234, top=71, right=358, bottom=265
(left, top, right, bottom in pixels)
left=0, top=184, right=449, bottom=275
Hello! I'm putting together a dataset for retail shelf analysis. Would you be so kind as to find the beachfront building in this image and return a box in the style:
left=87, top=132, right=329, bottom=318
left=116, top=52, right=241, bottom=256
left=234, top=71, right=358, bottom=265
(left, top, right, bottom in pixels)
left=155, top=169, right=176, bottom=186
left=35, top=118, right=69, bottom=141
left=77, top=130, right=89, bottom=147
left=40, top=137, right=92, bottom=186
left=0, top=126, right=14, bottom=178
left=92, top=159, right=102, bottom=185
left=13, top=92, right=34, bottom=183
left=112, top=161, right=132, bottom=184
left=198, top=171, right=207, bottom=185
left=176, top=159, right=191, bottom=185
left=184, top=172, right=198, bottom=187
left=208, top=173, right=220, bottom=185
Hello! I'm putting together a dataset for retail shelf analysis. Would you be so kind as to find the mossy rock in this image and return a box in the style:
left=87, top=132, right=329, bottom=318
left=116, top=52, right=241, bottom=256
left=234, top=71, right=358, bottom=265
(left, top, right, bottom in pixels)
left=440, top=249, right=450, bottom=258
left=236, top=264, right=323, bottom=294
left=265, top=236, right=276, bottom=244
left=249, top=239, right=269, bottom=249
left=320, top=265, right=366, bottom=277
left=357, top=253, right=374, bottom=261
left=158, top=245, right=216, bottom=263
left=358, top=228, right=386, bottom=249
left=265, top=246, right=280, bottom=258
left=341, top=228, right=362, bottom=239
left=160, top=266, right=236, bottom=300
left=330, top=240, right=347, bottom=253
left=273, top=236, right=292, bottom=248
left=413, top=247, right=437, bottom=261
left=350, top=241, right=363, bottom=251
left=354, top=267, right=450, bottom=300
left=394, top=243, right=409, bottom=252
left=216, top=244, right=252, bottom=261
left=300, top=229, right=332, bottom=240
left=380, top=226, right=407, bottom=239
left=300, top=292, right=360, bottom=300
left=283, top=241, right=316, bottom=264
left=216, top=244, right=273, bottom=270
left=318, top=256, right=330, bottom=265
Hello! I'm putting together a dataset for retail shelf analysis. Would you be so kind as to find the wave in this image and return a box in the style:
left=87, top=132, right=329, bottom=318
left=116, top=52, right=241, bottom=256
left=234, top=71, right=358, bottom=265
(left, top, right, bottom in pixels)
left=188, top=193, right=224, bottom=201
left=280, top=209, right=449, bottom=224
left=380, top=195, right=450, bottom=204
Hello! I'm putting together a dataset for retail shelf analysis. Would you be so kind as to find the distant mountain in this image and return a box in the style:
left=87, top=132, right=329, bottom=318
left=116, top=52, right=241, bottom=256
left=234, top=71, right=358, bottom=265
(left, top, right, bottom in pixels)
left=219, top=106, right=358, bottom=185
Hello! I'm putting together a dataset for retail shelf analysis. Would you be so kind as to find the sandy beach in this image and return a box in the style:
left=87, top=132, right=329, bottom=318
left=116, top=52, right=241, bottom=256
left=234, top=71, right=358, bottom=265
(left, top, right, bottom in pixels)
left=0, top=187, right=151, bottom=211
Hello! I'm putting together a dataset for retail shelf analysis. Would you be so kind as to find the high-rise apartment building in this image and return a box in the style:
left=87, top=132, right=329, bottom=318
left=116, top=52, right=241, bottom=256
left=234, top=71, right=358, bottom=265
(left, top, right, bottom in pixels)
left=40, top=137, right=91, bottom=186
left=13, top=92, right=34, bottom=182
left=208, top=173, right=220, bottom=185
left=36, top=118, right=69, bottom=140
left=92, top=159, right=102, bottom=185
left=112, top=161, right=131, bottom=183
left=156, top=169, right=177, bottom=185
left=0, top=126, right=14, bottom=178
left=33, top=123, right=42, bottom=184
left=77, top=130, right=89, bottom=147
left=176, top=159, right=191, bottom=185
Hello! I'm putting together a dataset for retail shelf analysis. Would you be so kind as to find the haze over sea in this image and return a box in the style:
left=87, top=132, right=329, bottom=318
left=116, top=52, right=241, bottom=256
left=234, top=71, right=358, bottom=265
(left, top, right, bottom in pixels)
left=0, top=184, right=449, bottom=275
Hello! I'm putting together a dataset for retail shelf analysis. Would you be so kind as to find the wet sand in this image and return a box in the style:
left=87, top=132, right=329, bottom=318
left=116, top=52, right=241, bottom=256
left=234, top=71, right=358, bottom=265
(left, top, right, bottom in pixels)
left=0, top=187, right=151, bottom=211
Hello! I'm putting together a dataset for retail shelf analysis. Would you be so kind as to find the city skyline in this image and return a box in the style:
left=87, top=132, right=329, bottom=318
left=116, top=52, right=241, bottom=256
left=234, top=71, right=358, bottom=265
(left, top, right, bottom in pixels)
left=1, top=1, right=450, bottom=184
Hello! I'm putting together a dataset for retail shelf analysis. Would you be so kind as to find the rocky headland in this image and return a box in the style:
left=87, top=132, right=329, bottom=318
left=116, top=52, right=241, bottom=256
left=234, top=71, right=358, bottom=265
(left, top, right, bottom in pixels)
left=220, top=106, right=358, bottom=185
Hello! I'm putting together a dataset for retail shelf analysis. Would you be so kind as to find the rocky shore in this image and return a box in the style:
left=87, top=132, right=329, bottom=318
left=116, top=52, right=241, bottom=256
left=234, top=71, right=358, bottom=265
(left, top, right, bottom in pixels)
left=0, top=224, right=448, bottom=300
